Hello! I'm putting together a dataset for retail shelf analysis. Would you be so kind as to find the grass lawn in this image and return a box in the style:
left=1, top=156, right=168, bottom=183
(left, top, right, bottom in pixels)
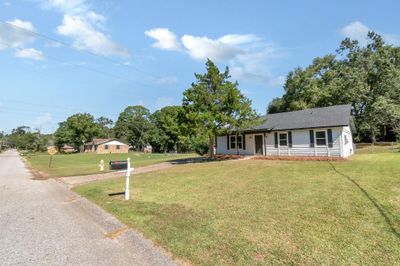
left=25, top=152, right=198, bottom=177
left=75, top=149, right=400, bottom=265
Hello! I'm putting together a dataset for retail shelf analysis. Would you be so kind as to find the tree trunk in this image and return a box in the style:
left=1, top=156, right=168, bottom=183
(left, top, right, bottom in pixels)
left=208, top=134, right=215, bottom=158
left=371, top=133, right=376, bottom=144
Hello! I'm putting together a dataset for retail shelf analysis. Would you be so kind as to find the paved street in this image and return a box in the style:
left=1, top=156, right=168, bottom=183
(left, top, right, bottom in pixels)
left=0, top=150, right=175, bottom=266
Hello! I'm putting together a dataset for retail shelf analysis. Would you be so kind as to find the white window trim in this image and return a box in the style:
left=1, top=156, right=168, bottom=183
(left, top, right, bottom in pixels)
left=278, top=132, right=288, bottom=147
left=315, top=129, right=328, bottom=147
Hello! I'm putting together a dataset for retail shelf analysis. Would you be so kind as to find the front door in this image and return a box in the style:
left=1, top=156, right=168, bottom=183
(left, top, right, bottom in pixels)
left=255, top=135, right=263, bottom=155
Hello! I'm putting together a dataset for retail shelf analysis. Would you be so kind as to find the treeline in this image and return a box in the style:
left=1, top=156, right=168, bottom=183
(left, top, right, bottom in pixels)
left=1, top=126, right=51, bottom=152
left=52, top=105, right=209, bottom=154
left=267, top=32, right=400, bottom=142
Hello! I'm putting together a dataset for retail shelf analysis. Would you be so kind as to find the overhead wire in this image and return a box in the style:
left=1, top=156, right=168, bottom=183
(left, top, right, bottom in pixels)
left=0, top=20, right=164, bottom=79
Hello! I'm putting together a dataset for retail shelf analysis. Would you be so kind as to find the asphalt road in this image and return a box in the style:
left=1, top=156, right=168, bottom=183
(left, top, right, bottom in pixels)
left=0, top=150, right=175, bottom=266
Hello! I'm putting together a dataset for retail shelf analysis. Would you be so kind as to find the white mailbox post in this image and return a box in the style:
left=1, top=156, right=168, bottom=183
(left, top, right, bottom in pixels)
left=125, top=158, right=131, bottom=200
left=108, top=158, right=133, bottom=201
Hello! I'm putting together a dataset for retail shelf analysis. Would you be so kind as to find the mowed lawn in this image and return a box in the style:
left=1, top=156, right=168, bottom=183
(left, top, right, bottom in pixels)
left=26, top=152, right=198, bottom=177
left=75, top=149, right=400, bottom=265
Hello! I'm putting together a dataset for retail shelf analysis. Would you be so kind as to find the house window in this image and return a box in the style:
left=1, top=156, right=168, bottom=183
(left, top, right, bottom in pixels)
left=230, top=136, right=236, bottom=149
left=229, top=135, right=243, bottom=149
left=315, top=131, right=327, bottom=146
left=344, top=135, right=349, bottom=145
left=279, top=133, right=288, bottom=146
left=237, top=136, right=243, bottom=149
left=116, top=145, right=120, bottom=150
left=105, top=145, right=109, bottom=150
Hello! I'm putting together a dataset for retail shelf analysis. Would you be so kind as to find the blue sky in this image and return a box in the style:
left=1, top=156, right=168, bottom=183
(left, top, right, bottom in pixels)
left=1, top=0, right=400, bottom=133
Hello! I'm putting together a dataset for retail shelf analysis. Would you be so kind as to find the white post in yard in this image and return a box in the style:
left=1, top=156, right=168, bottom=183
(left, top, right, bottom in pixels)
left=99, top=159, right=104, bottom=171
left=125, top=158, right=131, bottom=201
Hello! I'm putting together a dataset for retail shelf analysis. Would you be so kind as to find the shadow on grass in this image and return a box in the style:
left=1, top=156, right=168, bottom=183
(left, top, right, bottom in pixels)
left=328, top=162, right=400, bottom=241
left=167, top=157, right=208, bottom=165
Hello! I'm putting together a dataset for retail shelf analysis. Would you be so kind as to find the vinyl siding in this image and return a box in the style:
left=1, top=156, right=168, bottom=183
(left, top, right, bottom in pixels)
left=216, top=127, right=350, bottom=157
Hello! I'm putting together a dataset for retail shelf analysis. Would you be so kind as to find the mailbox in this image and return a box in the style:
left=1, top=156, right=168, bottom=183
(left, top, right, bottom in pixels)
left=109, top=160, right=128, bottom=170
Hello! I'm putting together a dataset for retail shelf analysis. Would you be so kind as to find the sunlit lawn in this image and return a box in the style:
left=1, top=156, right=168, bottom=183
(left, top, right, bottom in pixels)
left=25, top=152, right=198, bottom=177
left=75, top=148, right=400, bottom=265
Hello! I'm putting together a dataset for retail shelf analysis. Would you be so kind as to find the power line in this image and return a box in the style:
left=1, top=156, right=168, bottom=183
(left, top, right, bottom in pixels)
left=0, top=20, right=164, bottom=79
left=0, top=40, right=152, bottom=86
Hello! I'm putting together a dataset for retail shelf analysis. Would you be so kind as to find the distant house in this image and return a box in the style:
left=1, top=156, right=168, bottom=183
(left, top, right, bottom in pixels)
left=60, top=144, right=76, bottom=153
left=216, top=104, right=356, bottom=158
left=84, top=138, right=129, bottom=154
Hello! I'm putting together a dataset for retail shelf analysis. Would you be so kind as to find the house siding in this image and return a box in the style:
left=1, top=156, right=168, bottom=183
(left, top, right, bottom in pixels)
left=265, top=127, right=342, bottom=157
left=216, top=126, right=351, bottom=158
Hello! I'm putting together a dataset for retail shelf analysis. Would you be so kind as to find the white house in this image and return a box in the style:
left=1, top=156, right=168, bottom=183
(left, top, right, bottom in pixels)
left=216, top=104, right=356, bottom=158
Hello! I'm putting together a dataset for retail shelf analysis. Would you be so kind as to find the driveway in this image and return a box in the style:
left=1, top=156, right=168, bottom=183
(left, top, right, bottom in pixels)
left=59, top=156, right=206, bottom=187
left=0, top=150, right=176, bottom=266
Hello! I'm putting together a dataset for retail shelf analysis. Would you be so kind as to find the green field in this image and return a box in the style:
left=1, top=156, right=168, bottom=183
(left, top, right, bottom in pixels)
left=75, top=148, right=400, bottom=265
left=25, top=152, right=198, bottom=177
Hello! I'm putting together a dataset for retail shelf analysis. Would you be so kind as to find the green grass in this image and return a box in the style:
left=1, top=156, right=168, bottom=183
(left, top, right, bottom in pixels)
left=26, top=152, right=198, bottom=177
left=75, top=149, right=400, bottom=265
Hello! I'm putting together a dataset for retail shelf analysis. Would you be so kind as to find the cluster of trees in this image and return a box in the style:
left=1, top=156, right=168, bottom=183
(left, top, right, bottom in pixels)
left=54, top=60, right=258, bottom=156
left=268, top=32, right=400, bottom=142
left=2, top=126, right=51, bottom=151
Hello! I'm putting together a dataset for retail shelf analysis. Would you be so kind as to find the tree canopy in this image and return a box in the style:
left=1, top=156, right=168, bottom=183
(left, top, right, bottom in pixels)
left=54, top=113, right=102, bottom=150
left=114, top=105, right=153, bottom=151
left=183, top=59, right=258, bottom=156
left=268, top=32, right=400, bottom=142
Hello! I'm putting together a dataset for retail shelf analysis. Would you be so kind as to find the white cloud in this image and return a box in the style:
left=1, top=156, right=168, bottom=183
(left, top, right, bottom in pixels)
left=146, top=28, right=284, bottom=85
left=42, top=0, right=129, bottom=57
left=340, top=21, right=370, bottom=46
left=0, top=19, right=36, bottom=50
left=218, top=34, right=260, bottom=45
left=155, top=96, right=174, bottom=109
left=87, top=11, right=106, bottom=25
left=42, top=0, right=88, bottom=14
left=145, top=28, right=181, bottom=51
left=181, top=35, right=243, bottom=61
left=15, top=48, right=45, bottom=60
left=57, top=15, right=129, bottom=57
left=340, top=21, right=400, bottom=46
left=33, top=112, right=52, bottom=130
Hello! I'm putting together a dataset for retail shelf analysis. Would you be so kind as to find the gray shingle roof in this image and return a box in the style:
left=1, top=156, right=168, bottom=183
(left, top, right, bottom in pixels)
left=249, top=104, right=353, bottom=132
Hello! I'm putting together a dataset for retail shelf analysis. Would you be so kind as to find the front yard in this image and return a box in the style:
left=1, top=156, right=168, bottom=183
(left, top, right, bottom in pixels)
left=25, top=152, right=198, bottom=177
left=75, top=149, right=400, bottom=265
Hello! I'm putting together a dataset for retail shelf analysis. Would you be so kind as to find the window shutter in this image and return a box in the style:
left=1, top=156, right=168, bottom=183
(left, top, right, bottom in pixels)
left=274, top=132, right=278, bottom=148
left=227, top=135, right=230, bottom=150
left=242, top=134, right=246, bottom=150
left=309, top=130, right=315, bottom=148
left=327, top=129, right=333, bottom=148
left=288, top=131, right=293, bottom=148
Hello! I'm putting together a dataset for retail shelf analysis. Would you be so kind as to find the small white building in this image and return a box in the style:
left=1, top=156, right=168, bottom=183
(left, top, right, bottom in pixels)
left=216, top=104, right=355, bottom=158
